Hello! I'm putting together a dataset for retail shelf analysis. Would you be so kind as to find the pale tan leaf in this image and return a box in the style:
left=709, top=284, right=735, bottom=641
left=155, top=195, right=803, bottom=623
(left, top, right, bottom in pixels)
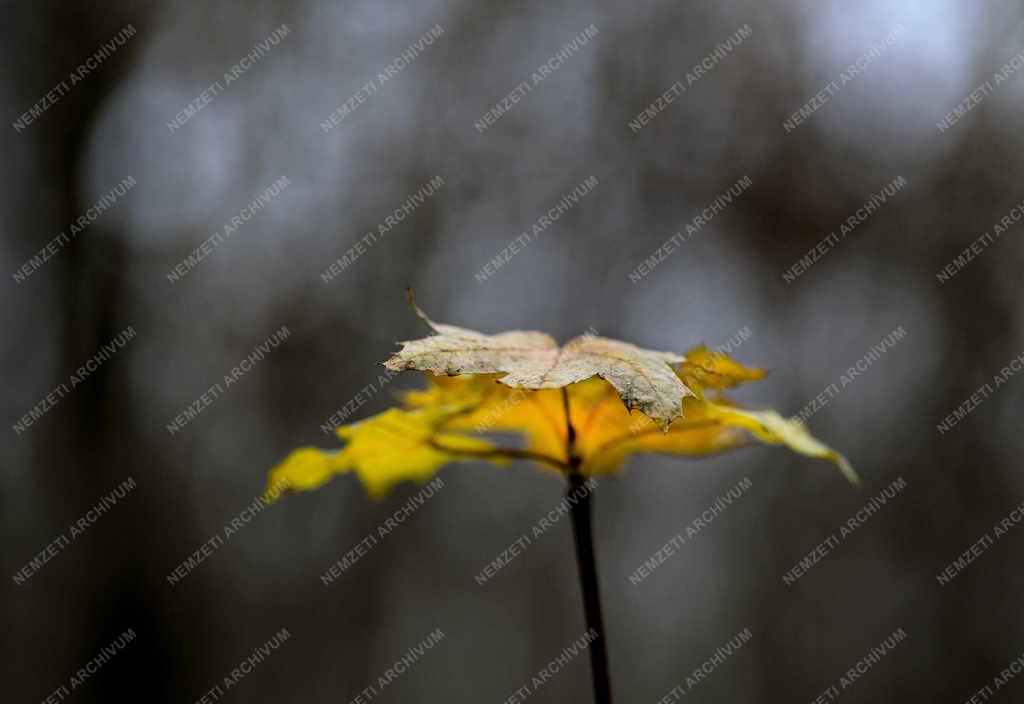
left=383, top=294, right=695, bottom=428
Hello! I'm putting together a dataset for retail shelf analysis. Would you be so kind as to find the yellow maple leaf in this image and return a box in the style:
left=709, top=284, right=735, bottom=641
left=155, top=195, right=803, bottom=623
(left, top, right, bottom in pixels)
left=267, top=295, right=857, bottom=499
left=677, top=345, right=767, bottom=395
left=267, top=406, right=506, bottom=500
left=700, top=402, right=859, bottom=486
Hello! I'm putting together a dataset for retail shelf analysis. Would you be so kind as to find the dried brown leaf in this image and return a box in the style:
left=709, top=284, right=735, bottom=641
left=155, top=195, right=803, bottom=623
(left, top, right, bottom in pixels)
left=383, top=293, right=695, bottom=428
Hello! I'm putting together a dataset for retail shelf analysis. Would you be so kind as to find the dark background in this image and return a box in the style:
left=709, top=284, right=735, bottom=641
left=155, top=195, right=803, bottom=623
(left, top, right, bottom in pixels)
left=3, top=1, right=1022, bottom=702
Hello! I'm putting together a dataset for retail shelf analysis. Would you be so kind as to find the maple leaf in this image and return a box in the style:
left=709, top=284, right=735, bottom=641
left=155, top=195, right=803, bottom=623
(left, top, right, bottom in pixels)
left=401, top=374, right=856, bottom=483
left=267, top=406, right=507, bottom=500
left=266, top=294, right=857, bottom=499
left=677, top=344, right=767, bottom=393
left=383, top=292, right=694, bottom=429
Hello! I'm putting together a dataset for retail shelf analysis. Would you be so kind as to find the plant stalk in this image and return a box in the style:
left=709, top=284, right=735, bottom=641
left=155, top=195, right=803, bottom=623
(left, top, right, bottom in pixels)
left=568, top=468, right=613, bottom=703
left=563, top=388, right=613, bottom=703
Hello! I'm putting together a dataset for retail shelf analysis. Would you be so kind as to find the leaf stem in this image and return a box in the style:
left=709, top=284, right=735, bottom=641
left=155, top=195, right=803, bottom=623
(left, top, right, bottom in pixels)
left=426, top=438, right=570, bottom=473
left=562, top=389, right=613, bottom=704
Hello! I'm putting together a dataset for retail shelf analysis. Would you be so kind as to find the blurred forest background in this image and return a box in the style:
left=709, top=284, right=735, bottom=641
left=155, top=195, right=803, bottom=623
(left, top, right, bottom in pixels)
left=3, top=0, right=1023, bottom=702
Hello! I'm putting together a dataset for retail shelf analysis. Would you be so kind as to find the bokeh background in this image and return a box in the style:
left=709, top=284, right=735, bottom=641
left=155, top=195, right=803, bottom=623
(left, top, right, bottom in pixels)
left=3, top=0, right=1023, bottom=701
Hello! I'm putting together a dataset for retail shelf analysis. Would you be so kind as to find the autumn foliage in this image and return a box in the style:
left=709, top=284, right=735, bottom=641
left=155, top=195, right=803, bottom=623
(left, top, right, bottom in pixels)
left=267, top=295, right=855, bottom=499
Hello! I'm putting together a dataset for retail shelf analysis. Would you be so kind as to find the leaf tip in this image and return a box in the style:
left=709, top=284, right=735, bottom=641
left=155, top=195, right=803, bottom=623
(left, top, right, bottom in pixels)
left=837, top=454, right=860, bottom=487
left=261, top=474, right=293, bottom=505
